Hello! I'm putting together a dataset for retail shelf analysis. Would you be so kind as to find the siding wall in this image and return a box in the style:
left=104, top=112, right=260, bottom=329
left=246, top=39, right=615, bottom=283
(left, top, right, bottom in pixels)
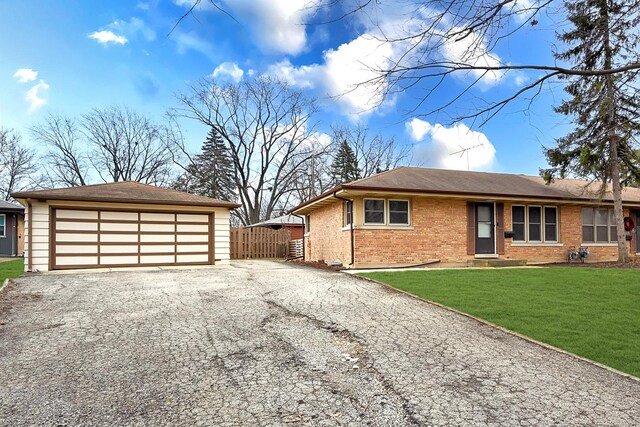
left=23, top=200, right=232, bottom=272
left=25, top=201, right=49, bottom=271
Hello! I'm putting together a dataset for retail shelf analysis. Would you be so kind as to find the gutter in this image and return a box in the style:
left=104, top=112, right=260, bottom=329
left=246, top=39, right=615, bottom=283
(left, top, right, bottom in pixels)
left=333, top=191, right=355, bottom=267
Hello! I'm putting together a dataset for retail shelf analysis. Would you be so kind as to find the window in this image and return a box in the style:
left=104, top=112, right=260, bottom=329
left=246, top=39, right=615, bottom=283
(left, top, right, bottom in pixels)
left=364, top=199, right=385, bottom=224
left=512, top=206, right=526, bottom=241
left=511, top=205, right=558, bottom=243
left=305, top=214, right=311, bottom=233
left=544, top=207, right=558, bottom=242
left=389, top=200, right=409, bottom=225
left=344, top=200, right=353, bottom=226
left=528, top=206, right=542, bottom=241
left=609, top=210, right=617, bottom=242
left=0, top=214, right=4, bottom=238
left=582, top=208, right=594, bottom=242
left=582, top=207, right=617, bottom=243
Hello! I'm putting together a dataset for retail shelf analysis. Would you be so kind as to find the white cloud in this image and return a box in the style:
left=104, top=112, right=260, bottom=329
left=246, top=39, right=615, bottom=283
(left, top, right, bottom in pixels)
left=172, top=31, right=214, bottom=58
left=266, top=34, right=396, bottom=119
left=514, top=73, right=529, bottom=87
left=406, top=118, right=496, bottom=170
left=212, top=62, right=244, bottom=82
left=511, top=0, right=535, bottom=23
left=406, top=117, right=431, bottom=141
left=13, top=68, right=38, bottom=83
left=266, top=59, right=321, bottom=89
left=310, top=131, right=331, bottom=148
left=89, top=30, right=128, bottom=45
left=441, top=29, right=504, bottom=88
left=174, top=0, right=319, bottom=55
left=25, top=80, right=50, bottom=112
left=111, top=17, right=156, bottom=42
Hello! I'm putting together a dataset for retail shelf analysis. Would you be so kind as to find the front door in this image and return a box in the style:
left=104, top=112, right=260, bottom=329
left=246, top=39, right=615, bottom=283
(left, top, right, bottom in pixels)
left=475, top=203, right=495, bottom=255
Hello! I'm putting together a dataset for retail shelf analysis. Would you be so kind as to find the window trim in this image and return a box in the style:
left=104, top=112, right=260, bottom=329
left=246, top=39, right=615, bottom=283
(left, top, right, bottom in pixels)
left=388, top=199, right=410, bottom=225
left=0, top=213, right=5, bottom=238
left=511, top=204, right=558, bottom=243
left=305, top=214, right=311, bottom=234
left=363, top=198, right=386, bottom=225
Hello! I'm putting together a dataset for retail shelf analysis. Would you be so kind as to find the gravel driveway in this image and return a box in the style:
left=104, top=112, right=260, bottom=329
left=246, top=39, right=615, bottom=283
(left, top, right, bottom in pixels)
left=1, top=261, right=638, bottom=426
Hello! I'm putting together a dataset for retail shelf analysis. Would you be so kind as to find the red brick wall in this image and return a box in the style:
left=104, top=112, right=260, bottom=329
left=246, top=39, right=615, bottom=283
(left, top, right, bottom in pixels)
left=305, top=197, right=635, bottom=266
left=354, top=198, right=468, bottom=264
left=286, top=224, right=304, bottom=240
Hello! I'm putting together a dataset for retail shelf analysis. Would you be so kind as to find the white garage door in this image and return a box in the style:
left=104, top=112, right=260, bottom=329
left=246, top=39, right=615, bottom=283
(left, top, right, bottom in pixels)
left=51, top=208, right=213, bottom=270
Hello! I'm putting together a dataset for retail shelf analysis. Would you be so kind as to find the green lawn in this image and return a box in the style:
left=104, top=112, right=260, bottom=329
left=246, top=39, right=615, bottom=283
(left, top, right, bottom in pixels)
left=0, top=259, right=24, bottom=283
left=359, top=268, right=640, bottom=378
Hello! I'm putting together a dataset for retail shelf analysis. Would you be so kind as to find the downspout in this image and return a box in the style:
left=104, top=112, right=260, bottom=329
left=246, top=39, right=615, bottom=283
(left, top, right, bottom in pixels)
left=333, top=192, right=355, bottom=267
left=290, top=213, right=305, bottom=260
left=27, top=199, right=33, bottom=272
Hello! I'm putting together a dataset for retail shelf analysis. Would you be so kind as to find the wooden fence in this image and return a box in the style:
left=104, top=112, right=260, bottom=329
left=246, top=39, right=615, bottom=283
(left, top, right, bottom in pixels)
left=230, top=227, right=291, bottom=259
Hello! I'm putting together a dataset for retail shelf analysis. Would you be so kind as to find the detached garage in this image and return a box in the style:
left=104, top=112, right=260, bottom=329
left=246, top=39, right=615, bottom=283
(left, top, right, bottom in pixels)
left=12, top=182, right=239, bottom=272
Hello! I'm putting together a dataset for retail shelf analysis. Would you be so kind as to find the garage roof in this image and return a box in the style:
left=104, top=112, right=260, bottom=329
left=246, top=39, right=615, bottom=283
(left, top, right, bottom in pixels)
left=12, top=181, right=241, bottom=208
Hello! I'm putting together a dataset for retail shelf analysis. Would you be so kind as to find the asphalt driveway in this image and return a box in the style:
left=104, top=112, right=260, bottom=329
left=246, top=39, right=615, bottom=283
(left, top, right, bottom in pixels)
left=0, top=261, right=638, bottom=426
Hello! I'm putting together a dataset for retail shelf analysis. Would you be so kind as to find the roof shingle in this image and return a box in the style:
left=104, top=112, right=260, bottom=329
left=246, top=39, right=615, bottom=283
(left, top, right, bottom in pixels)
left=11, top=181, right=240, bottom=209
left=292, top=167, right=640, bottom=212
left=0, top=200, right=25, bottom=211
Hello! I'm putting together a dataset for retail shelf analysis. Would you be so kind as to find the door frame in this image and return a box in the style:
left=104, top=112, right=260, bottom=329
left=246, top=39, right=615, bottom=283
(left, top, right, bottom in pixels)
left=475, top=202, right=497, bottom=256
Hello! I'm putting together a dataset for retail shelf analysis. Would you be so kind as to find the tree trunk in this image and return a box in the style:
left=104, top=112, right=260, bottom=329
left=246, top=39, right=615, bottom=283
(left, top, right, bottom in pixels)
left=603, top=2, right=630, bottom=263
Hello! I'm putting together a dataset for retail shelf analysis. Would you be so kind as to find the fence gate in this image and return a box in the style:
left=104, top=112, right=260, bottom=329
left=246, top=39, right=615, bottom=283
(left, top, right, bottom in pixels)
left=230, top=227, right=291, bottom=259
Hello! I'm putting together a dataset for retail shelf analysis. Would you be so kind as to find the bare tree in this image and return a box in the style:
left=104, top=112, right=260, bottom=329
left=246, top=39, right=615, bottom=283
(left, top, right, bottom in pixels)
left=83, top=107, right=174, bottom=185
left=31, top=107, right=175, bottom=187
left=285, top=140, right=334, bottom=204
left=173, top=77, right=319, bottom=225
left=0, top=128, right=37, bottom=201
left=31, top=113, right=88, bottom=186
left=330, top=125, right=411, bottom=179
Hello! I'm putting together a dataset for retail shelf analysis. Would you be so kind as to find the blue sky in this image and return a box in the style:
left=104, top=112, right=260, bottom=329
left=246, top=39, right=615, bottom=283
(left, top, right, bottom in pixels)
left=0, top=0, right=573, bottom=175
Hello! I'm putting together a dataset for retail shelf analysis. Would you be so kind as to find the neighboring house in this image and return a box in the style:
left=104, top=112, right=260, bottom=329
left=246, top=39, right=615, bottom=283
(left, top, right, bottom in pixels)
left=291, top=167, right=640, bottom=267
left=0, top=200, right=25, bottom=257
left=12, top=182, right=239, bottom=272
left=245, top=214, right=305, bottom=239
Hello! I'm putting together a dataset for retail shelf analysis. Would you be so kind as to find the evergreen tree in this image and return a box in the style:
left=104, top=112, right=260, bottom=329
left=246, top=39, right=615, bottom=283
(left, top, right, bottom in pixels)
left=331, top=139, right=361, bottom=185
left=542, top=0, right=640, bottom=262
left=173, top=127, right=236, bottom=201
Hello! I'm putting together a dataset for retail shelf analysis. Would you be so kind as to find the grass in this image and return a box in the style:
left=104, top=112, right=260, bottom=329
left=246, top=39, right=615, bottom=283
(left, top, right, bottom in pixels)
left=0, top=259, right=25, bottom=284
left=359, top=268, right=640, bottom=378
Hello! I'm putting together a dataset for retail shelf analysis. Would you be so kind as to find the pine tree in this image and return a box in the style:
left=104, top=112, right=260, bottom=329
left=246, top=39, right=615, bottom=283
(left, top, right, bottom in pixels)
left=173, top=127, right=236, bottom=201
left=331, top=140, right=361, bottom=185
left=542, top=0, right=640, bottom=262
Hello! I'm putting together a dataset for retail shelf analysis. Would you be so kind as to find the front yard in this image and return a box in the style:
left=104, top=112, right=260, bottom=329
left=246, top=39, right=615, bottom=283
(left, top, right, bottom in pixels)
left=359, top=267, right=640, bottom=378
left=0, top=259, right=24, bottom=283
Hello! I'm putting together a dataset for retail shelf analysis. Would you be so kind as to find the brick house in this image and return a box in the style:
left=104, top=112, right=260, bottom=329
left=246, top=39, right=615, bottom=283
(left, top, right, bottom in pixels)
left=290, top=167, right=640, bottom=267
